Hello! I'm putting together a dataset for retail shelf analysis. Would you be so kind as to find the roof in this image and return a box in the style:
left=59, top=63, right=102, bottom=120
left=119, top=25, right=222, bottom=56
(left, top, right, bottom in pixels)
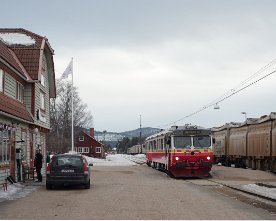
left=0, top=93, right=33, bottom=123
left=79, top=130, right=104, bottom=146
left=0, top=41, right=31, bottom=80
left=0, top=28, right=55, bottom=80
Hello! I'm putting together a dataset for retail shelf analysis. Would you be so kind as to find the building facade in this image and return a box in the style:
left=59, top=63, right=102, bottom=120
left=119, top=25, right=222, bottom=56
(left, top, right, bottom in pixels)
left=75, top=128, right=105, bottom=158
left=0, top=28, right=56, bottom=183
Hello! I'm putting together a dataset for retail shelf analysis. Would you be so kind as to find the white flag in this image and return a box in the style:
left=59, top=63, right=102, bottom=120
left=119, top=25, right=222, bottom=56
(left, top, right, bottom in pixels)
left=60, top=59, right=73, bottom=79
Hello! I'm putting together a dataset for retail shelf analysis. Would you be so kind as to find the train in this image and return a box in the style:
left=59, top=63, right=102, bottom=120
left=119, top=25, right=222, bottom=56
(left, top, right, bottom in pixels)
left=145, top=125, right=214, bottom=178
left=212, top=112, right=276, bottom=172
left=127, top=145, right=146, bottom=155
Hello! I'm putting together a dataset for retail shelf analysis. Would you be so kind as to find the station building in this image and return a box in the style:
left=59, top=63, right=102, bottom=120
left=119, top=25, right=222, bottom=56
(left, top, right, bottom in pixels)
left=0, top=28, right=56, bottom=183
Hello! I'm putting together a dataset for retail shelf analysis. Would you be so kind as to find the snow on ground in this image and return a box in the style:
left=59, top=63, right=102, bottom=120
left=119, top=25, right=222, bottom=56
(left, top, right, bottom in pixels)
left=0, top=183, right=37, bottom=203
left=84, top=154, right=146, bottom=166
left=242, top=183, right=276, bottom=200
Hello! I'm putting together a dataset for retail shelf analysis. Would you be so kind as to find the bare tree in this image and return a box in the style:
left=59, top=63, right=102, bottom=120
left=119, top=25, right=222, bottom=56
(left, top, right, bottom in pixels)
left=47, top=79, right=93, bottom=153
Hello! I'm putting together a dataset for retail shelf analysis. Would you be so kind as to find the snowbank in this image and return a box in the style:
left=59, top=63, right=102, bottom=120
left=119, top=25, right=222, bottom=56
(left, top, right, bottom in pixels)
left=242, top=183, right=276, bottom=200
left=84, top=154, right=138, bottom=166
left=0, top=183, right=37, bottom=203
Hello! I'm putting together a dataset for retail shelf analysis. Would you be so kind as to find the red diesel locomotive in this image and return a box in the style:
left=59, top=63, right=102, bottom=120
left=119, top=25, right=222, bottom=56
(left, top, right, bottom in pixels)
left=145, top=125, right=214, bottom=177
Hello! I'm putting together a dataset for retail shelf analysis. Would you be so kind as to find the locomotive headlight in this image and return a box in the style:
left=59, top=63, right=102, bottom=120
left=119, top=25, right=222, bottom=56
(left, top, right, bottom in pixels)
left=207, top=156, right=211, bottom=160
left=175, top=157, right=179, bottom=161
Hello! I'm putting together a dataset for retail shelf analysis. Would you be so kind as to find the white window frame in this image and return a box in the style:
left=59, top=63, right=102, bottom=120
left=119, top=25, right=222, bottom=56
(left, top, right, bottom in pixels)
left=40, top=91, right=45, bottom=110
left=96, top=147, right=101, bottom=153
left=0, top=69, right=3, bottom=92
left=17, top=82, right=24, bottom=102
left=41, top=74, right=45, bottom=87
left=0, top=139, right=9, bottom=164
left=78, top=147, right=82, bottom=153
left=83, top=147, right=89, bottom=153
left=79, top=136, right=84, bottom=141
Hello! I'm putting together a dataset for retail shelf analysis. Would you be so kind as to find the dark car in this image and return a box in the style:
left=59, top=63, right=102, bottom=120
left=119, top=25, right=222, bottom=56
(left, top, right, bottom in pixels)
left=46, top=153, right=93, bottom=190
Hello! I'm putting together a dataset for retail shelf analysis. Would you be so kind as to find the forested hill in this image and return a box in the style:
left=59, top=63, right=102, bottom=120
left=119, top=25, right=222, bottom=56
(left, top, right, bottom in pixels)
left=92, top=127, right=161, bottom=142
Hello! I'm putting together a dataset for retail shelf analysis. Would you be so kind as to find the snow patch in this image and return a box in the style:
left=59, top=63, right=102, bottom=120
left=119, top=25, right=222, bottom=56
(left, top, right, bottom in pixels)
left=83, top=154, right=141, bottom=166
left=0, top=183, right=37, bottom=202
left=0, top=33, right=36, bottom=46
left=242, top=183, right=276, bottom=200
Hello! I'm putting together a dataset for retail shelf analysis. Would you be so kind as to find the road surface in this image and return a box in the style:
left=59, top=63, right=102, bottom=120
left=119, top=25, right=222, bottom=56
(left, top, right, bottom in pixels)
left=0, top=165, right=275, bottom=219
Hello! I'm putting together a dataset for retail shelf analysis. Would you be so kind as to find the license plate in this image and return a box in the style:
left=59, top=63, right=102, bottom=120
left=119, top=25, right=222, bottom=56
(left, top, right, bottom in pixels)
left=61, top=169, right=74, bottom=173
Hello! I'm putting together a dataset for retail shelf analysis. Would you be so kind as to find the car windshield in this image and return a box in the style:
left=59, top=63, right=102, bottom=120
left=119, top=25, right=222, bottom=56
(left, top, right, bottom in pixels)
left=174, top=136, right=192, bottom=149
left=193, top=136, right=211, bottom=148
left=52, top=155, right=83, bottom=166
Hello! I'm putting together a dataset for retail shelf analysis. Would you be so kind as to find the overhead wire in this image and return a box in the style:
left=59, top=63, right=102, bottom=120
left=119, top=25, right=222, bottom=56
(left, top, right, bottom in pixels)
left=157, top=59, right=276, bottom=128
left=203, top=58, right=276, bottom=110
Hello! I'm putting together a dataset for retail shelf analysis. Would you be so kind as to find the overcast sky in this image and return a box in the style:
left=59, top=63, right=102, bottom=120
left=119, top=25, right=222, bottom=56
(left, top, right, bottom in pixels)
left=1, top=0, right=276, bottom=132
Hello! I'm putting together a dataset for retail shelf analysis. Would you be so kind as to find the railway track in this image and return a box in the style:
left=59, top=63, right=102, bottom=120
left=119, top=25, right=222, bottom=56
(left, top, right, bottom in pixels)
left=121, top=155, right=147, bottom=165
left=185, top=178, right=276, bottom=203
left=207, top=179, right=276, bottom=203
left=122, top=154, right=276, bottom=206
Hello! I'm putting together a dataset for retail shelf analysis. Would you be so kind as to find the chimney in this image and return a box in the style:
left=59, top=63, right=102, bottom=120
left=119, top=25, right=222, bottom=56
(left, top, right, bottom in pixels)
left=89, top=128, right=94, bottom=137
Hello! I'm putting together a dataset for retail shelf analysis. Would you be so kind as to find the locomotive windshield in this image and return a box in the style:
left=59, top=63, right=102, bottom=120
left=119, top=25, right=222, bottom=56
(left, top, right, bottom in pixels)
left=173, top=135, right=211, bottom=149
left=174, top=136, right=192, bottom=149
left=193, top=136, right=211, bottom=148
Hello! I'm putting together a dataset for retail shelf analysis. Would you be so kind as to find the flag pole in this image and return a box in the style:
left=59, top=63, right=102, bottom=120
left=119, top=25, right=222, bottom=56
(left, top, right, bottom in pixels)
left=71, top=57, right=74, bottom=152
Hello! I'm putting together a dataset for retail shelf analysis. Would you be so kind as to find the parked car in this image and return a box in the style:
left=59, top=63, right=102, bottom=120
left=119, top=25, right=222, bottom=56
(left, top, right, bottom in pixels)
left=46, top=153, right=93, bottom=189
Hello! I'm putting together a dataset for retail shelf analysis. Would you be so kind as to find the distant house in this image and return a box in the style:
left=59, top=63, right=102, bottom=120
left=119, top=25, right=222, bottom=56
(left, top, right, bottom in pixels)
left=0, top=28, right=56, bottom=182
left=74, top=128, right=105, bottom=158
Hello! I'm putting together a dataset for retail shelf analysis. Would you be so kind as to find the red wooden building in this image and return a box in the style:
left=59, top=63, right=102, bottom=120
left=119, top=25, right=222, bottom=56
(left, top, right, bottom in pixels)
left=74, top=128, right=104, bottom=158
left=0, top=28, right=56, bottom=183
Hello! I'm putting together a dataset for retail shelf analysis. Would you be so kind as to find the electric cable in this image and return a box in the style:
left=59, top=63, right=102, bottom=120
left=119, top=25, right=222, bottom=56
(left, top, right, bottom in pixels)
left=157, top=62, right=276, bottom=128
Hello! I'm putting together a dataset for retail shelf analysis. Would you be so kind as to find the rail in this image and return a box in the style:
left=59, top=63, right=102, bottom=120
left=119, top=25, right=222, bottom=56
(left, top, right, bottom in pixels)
left=205, top=179, right=276, bottom=203
left=122, top=155, right=147, bottom=165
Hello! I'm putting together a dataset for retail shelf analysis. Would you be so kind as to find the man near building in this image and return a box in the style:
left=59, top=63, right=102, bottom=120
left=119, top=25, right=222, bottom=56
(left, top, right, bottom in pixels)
left=34, top=149, right=43, bottom=182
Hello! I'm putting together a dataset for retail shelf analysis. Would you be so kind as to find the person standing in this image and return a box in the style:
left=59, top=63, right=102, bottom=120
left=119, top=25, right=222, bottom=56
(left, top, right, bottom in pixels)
left=34, top=149, right=43, bottom=182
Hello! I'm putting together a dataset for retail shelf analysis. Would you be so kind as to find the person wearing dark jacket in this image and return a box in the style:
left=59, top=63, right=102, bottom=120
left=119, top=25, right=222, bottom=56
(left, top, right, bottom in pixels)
left=34, top=149, right=43, bottom=182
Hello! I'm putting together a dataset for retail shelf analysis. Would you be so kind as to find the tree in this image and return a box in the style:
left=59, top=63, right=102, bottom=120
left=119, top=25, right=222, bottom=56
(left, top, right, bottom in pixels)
left=117, top=137, right=130, bottom=154
left=46, top=79, right=93, bottom=153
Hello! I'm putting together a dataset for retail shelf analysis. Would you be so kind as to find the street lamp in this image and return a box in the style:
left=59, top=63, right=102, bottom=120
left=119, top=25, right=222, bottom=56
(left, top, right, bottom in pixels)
left=241, top=112, right=247, bottom=121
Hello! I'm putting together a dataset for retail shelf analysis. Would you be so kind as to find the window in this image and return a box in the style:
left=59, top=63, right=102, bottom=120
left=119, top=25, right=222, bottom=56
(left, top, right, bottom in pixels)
left=153, top=140, right=157, bottom=150
left=78, top=147, right=82, bottom=153
left=52, top=155, right=83, bottom=167
left=40, top=92, right=45, bottom=110
left=96, top=147, right=101, bottom=153
left=149, top=141, right=153, bottom=150
left=83, top=147, right=89, bottom=153
left=41, top=74, right=45, bottom=87
left=0, top=69, right=3, bottom=92
left=193, top=136, right=211, bottom=149
left=0, top=128, right=10, bottom=163
left=16, top=82, right=24, bottom=102
left=174, top=136, right=192, bottom=149
left=0, top=139, right=9, bottom=164
left=79, top=136, right=84, bottom=141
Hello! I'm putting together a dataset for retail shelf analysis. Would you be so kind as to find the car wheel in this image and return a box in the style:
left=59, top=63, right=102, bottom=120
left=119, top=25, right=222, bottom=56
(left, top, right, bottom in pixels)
left=46, top=183, right=52, bottom=190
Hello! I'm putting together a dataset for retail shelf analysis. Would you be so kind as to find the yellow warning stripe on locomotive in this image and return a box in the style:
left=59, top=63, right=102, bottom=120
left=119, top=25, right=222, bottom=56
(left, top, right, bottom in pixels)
left=147, top=149, right=213, bottom=153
